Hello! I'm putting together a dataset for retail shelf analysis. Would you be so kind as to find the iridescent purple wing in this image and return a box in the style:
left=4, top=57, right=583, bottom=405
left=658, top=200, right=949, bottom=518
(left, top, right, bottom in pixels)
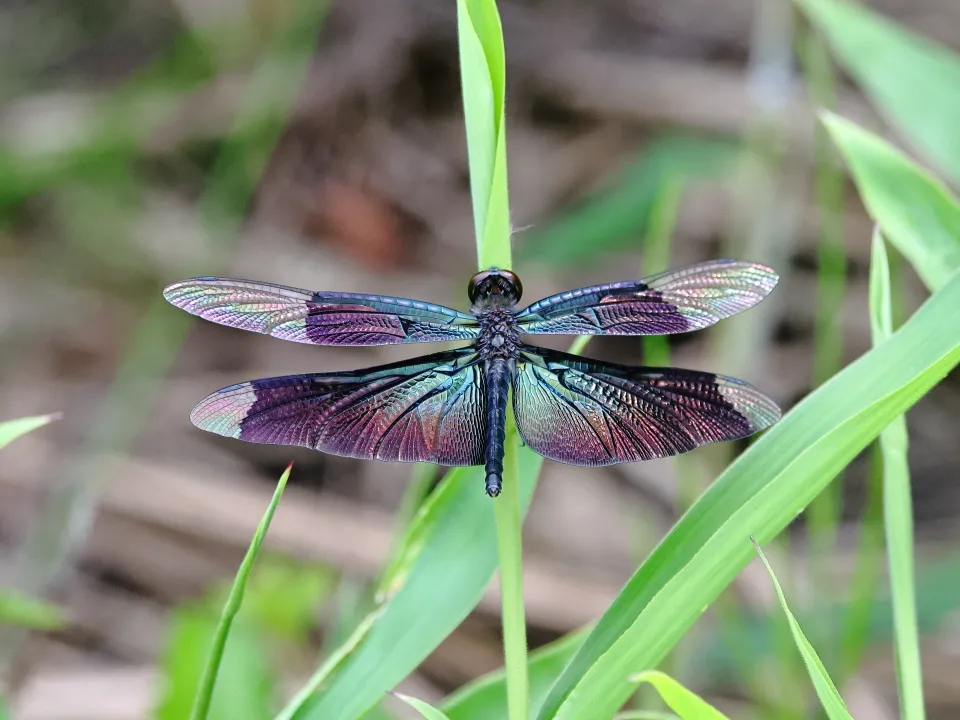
left=514, top=260, right=778, bottom=336
left=512, top=346, right=780, bottom=466
left=190, top=348, right=486, bottom=465
left=163, top=277, right=479, bottom=346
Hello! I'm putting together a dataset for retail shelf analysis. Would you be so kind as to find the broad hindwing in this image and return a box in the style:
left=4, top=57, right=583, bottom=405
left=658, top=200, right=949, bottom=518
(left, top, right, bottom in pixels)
left=191, top=348, right=486, bottom=465
left=164, top=277, right=480, bottom=346
left=514, top=259, right=778, bottom=336
left=512, top=346, right=780, bottom=466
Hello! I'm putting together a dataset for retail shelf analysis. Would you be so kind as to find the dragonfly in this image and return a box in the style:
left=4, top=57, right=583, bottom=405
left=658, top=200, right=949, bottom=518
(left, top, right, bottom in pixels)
left=164, top=259, right=781, bottom=497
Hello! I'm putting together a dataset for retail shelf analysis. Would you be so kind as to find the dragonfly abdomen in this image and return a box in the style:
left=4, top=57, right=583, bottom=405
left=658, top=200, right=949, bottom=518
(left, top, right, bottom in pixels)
left=483, top=357, right=513, bottom=496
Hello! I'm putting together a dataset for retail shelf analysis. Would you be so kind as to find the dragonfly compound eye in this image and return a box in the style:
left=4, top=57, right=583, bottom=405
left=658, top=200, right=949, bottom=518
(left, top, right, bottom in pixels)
left=468, top=268, right=523, bottom=304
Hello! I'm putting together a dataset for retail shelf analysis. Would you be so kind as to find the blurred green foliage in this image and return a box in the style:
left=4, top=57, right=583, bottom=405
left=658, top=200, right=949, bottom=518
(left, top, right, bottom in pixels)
left=517, top=136, right=737, bottom=268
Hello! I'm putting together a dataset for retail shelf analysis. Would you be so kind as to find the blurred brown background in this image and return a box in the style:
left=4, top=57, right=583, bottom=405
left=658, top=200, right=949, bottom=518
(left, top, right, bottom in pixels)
left=2, top=0, right=960, bottom=718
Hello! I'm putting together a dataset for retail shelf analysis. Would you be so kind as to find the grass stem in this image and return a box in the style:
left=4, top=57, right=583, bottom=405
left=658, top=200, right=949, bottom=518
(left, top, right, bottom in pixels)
left=494, top=420, right=530, bottom=719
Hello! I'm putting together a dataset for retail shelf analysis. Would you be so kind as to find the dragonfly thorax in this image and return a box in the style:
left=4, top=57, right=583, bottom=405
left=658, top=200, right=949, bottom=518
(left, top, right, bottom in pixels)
left=475, top=307, right=521, bottom=360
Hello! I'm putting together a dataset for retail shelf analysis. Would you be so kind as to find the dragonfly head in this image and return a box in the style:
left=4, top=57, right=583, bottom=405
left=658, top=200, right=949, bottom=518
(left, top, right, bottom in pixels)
left=468, top=268, right=523, bottom=307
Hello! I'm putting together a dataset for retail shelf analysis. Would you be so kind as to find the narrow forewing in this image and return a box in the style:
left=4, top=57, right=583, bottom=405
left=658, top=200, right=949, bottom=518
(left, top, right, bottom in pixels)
left=163, top=277, right=480, bottom=346
left=515, top=259, right=778, bottom=336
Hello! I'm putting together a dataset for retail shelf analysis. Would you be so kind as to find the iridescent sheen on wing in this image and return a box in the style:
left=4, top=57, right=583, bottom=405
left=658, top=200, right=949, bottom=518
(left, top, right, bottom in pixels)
left=189, top=348, right=487, bottom=465
left=163, top=277, right=480, bottom=346
left=514, top=259, right=778, bottom=336
left=165, top=260, right=784, bottom=495
left=512, top=346, right=781, bottom=466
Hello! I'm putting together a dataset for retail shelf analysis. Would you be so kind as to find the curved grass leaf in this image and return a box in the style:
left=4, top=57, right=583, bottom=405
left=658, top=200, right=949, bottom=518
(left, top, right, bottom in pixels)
left=538, top=267, right=960, bottom=719
left=291, top=450, right=543, bottom=720
left=394, top=694, right=452, bottom=720
left=750, top=539, right=853, bottom=719
left=187, top=463, right=291, bottom=720
left=275, top=605, right=385, bottom=720
left=441, top=628, right=589, bottom=719
left=628, top=671, right=729, bottom=720
left=821, top=112, right=960, bottom=293
left=797, top=0, right=960, bottom=185
left=0, top=413, right=62, bottom=451
left=870, top=232, right=925, bottom=720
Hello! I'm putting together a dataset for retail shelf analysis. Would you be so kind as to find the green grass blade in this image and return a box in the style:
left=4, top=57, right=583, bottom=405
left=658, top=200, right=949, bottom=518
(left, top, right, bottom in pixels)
left=159, top=603, right=273, bottom=720
left=275, top=606, right=386, bottom=720
left=870, top=231, right=926, bottom=720
left=458, top=0, right=510, bottom=268
left=627, top=671, right=730, bottom=720
left=750, top=539, right=853, bottom=719
left=820, top=112, right=960, bottom=293
left=0, top=413, right=62, bottom=451
left=393, top=695, right=452, bottom=720
left=796, top=0, right=960, bottom=185
left=537, top=268, right=960, bottom=719
left=291, top=454, right=543, bottom=720
left=188, top=464, right=291, bottom=720
left=275, top=606, right=384, bottom=720
left=441, top=628, right=590, bottom=719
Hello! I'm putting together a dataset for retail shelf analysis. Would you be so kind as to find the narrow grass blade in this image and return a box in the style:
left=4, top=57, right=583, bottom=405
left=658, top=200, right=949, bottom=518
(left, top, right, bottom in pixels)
left=0, top=591, right=64, bottom=631
left=821, top=112, right=960, bottom=293
left=159, top=604, right=273, bottom=720
left=537, top=267, right=960, bottom=719
left=750, top=538, right=853, bottom=719
left=870, top=230, right=926, bottom=720
left=275, top=606, right=385, bottom=720
left=612, top=713, right=678, bottom=720
left=458, top=0, right=510, bottom=268
left=0, top=413, right=62, bottom=451
left=797, top=0, right=960, bottom=185
left=442, top=628, right=590, bottom=719
left=393, top=695, right=452, bottom=720
left=627, top=672, right=729, bottom=720
left=188, top=463, right=291, bottom=720
left=290, top=453, right=543, bottom=720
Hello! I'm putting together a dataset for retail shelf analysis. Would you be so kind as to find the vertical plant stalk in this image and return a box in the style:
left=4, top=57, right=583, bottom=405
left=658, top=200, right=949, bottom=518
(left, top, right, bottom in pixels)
left=457, top=1, right=528, bottom=716
left=869, top=231, right=925, bottom=720
left=494, top=414, right=528, bottom=720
